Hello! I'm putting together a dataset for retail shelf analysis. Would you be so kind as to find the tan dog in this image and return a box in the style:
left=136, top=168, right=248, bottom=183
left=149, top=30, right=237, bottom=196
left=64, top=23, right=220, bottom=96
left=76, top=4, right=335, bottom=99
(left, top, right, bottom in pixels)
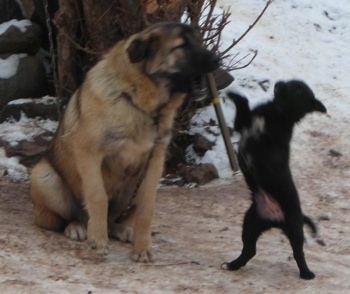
left=30, top=22, right=219, bottom=262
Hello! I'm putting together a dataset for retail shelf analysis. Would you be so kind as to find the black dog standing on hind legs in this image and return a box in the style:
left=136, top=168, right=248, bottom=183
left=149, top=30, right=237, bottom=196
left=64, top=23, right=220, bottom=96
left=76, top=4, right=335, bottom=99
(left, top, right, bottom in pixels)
left=223, top=80, right=327, bottom=280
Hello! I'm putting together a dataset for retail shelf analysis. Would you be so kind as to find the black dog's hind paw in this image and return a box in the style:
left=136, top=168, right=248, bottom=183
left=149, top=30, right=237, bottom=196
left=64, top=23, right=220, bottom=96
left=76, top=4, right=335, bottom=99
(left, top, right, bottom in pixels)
left=300, top=270, right=315, bottom=280
left=221, top=260, right=244, bottom=271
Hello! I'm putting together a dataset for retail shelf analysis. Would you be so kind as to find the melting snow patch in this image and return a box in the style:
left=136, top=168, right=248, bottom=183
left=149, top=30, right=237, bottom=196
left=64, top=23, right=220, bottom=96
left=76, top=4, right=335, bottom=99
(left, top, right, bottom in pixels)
left=0, top=148, right=28, bottom=180
left=0, top=19, right=31, bottom=35
left=0, top=54, right=27, bottom=79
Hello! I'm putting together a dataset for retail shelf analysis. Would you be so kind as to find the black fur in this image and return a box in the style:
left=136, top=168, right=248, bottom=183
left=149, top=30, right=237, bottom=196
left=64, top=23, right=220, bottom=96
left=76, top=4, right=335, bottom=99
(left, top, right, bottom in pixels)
left=223, top=80, right=327, bottom=280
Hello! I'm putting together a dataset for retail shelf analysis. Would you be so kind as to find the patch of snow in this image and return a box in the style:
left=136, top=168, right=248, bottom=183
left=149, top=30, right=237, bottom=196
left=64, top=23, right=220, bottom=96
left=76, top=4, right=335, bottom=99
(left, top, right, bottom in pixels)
left=0, top=19, right=31, bottom=35
left=0, top=54, right=26, bottom=79
left=8, top=95, right=57, bottom=105
left=0, top=112, right=58, bottom=146
left=0, top=148, right=28, bottom=180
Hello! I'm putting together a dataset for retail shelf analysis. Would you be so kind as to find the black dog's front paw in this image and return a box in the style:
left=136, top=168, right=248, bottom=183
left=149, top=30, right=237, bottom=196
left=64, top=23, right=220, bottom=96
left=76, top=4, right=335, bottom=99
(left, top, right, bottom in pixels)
left=221, top=260, right=244, bottom=271
left=300, top=270, right=315, bottom=280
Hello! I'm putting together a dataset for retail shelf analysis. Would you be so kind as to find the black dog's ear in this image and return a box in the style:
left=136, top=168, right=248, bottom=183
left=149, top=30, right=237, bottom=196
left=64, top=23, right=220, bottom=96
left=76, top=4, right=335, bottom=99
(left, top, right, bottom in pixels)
left=127, top=35, right=159, bottom=63
left=274, top=81, right=287, bottom=98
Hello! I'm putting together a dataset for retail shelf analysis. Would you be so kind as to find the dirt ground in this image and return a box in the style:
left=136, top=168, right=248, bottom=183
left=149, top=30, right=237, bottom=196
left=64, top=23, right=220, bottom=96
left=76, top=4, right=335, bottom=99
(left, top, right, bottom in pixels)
left=0, top=151, right=349, bottom=294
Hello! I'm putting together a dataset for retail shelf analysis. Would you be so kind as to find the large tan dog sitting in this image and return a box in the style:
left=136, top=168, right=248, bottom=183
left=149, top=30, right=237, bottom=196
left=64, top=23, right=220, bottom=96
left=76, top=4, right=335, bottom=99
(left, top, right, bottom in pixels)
left=30, top=22, right=219, bottom=262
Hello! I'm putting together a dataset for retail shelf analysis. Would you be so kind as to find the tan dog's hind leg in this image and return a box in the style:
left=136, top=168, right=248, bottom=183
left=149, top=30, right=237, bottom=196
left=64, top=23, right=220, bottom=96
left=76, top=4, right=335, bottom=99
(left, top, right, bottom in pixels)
left=64, top=221, right=87, bottom=241
left=31, top=159, right=88, bottom=241
left=108, top=207, right=136, bottom=243
left=30, top=158, right=74, bottom=231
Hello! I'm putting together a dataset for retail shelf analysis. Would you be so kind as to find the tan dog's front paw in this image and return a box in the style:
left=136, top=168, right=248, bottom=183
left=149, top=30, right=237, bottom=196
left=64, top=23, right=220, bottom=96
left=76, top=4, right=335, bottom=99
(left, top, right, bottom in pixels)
left=64, top=222, right=87, bottom=241
left=131, top=248, right=153, bottom=263
left=131, top=237, right=153, bottom=262
left=88, top=237, right=109, bottom=255
left=87, top=225, right=109, bottom=255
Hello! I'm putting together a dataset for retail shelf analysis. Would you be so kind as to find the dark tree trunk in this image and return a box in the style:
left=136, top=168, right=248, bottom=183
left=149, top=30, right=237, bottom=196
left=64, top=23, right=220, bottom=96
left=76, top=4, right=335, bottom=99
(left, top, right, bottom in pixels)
left=54, top=0, right=79, bottom=105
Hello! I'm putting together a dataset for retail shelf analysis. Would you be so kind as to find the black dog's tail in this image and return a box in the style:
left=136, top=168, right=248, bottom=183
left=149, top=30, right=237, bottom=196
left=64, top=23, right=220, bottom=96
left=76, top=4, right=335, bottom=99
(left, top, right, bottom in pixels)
left=226, top=92, right=252, bottom=133
left=303, top=214, right=318, bottom=237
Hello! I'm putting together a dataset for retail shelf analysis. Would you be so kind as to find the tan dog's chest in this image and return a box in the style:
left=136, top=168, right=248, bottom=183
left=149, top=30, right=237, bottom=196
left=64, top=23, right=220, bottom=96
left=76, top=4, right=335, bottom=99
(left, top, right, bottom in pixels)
left=101, top=121, right=159, bottom=201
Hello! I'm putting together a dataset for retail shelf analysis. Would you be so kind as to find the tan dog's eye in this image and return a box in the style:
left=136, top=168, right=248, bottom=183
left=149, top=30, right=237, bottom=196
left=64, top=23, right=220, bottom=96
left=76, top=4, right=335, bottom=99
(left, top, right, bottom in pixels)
left=170, top=42, right=187, bottom=53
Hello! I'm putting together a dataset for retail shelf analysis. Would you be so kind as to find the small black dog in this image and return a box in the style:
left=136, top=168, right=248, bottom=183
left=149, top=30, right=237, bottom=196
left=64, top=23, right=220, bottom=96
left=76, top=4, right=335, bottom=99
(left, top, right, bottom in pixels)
left=223, top=80, right=327, bottom=279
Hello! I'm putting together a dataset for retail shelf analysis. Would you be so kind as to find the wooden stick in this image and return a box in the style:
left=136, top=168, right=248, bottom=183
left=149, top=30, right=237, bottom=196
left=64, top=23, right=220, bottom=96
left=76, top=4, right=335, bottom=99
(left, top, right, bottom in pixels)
left=206, top=73, right=239, bottom=172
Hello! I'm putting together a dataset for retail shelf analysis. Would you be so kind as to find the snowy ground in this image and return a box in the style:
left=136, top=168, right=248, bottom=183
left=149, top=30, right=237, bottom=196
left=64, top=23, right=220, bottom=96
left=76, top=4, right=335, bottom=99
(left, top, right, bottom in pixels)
left=0, top=0, right=350, bottom=293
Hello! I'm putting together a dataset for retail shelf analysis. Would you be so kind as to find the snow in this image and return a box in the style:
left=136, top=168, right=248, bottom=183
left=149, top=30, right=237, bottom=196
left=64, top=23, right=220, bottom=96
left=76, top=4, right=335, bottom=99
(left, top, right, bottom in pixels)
left=0, top=148, right=27, bottom=180
left=8, top=96, right=57, bottom=106
left=0, top=19, right=31, bottom=35
left=0, top=54, right=26, bottom=79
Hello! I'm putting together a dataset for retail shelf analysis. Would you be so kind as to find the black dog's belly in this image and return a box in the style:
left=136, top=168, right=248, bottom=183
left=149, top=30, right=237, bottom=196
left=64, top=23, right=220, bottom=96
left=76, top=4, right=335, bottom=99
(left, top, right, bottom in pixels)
left=255, top=189, right=284, bottom=222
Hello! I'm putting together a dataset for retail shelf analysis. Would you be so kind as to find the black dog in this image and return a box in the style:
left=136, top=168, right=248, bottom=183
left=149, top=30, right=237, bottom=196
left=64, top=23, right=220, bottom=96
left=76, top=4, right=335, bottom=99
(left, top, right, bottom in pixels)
left=223, top=80, right=327, bottom=279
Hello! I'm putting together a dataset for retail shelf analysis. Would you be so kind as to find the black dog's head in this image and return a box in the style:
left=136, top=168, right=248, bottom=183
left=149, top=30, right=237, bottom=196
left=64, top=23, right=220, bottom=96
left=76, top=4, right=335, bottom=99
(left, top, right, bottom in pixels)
left=127, top=22, right=220, bottom=94
left=273, top=80, right=327, bottom=122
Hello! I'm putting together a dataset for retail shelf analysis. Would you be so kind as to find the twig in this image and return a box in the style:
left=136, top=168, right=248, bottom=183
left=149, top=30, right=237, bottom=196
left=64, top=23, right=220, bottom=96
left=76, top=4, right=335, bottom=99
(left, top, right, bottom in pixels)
left=232, top=50, right=258, bottom=70
left=201, top=0, right=217, bottom=37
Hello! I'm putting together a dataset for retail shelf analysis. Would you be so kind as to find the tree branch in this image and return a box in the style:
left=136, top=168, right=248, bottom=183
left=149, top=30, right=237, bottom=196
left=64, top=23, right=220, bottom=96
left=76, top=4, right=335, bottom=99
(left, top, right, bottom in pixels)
left=220, top=0, right=273, bottom=57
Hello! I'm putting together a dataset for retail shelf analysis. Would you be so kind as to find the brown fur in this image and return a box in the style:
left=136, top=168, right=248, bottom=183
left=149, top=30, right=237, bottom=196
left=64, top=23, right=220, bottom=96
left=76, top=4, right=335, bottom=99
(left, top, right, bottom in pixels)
left=30, top=22, right=219, bottom=262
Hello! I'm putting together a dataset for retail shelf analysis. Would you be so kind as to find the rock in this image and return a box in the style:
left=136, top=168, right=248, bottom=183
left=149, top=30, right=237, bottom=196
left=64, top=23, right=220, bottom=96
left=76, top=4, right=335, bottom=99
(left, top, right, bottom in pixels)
left=213, top=68, right=234, bottom=90
left=0, top=0, right=25, bottom=23
left=0, top=97, right=58, bottom=122
left=0, top=19, right=42, bottom=55
left=0, top=54, right=47, bottom=109
left=192, top=134, right=215, bottom=156
left=0, top=132, right=53, bottom=167
left=181, top=163, right=219, bottom=185
left=316, top=239, right=326, bottom=247
left=318, top=215, right=331, bottom=221
left=329, top=149, right=342, bottom=157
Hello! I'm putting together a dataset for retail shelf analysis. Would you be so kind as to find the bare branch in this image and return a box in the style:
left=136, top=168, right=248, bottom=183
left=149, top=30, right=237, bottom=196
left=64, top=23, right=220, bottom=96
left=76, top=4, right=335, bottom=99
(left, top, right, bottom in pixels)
left=220, top=0, right=273, bottom=56
left=231, top=50, right=258, bottom=70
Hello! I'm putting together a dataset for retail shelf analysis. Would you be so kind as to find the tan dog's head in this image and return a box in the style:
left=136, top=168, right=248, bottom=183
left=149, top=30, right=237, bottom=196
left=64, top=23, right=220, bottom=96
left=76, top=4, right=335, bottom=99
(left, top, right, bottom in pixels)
left=127, top=22, right=220, bottom=94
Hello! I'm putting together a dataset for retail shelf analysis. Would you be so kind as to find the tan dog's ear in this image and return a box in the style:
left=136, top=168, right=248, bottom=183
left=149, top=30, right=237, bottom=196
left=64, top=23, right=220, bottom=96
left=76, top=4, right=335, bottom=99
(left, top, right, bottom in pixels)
left=127, top=34, right=159, bottom=63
